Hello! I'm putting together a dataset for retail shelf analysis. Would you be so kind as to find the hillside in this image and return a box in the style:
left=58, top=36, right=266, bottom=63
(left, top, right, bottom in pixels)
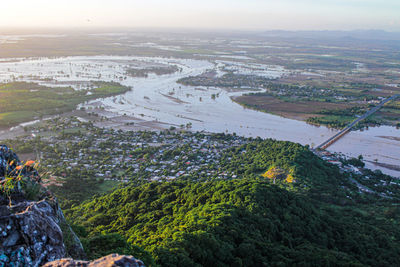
left=6, top=126, right=367, bottom=208
left=66, top=179, right=400, bottom=266
left=4, top=125, right=400, bottom=266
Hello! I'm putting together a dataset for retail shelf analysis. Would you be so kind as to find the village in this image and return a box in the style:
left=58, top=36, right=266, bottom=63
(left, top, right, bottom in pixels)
left=315, top=149, right=400, bottom=197
left=3, top=116, right=399, bottom=204
left=11, top=117, right=249, bottom=187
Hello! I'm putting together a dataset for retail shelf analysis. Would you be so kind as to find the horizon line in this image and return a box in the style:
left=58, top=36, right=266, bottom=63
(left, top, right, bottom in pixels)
left=0, top=26, right=400, bottom=34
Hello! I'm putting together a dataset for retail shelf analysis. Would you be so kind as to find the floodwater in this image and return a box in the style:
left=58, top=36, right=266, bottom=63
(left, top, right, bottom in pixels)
left=0, top=55, right=399, bottom=177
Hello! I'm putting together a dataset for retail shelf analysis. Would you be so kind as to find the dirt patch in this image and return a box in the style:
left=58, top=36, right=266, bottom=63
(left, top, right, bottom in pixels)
left=233, top=95, right=355, bottom=121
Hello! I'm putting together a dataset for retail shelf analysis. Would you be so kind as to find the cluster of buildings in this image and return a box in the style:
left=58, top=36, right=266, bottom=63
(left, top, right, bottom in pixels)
left=317, top=150, right=362, bottom=175
left=25, top=118, right=249, bottom=184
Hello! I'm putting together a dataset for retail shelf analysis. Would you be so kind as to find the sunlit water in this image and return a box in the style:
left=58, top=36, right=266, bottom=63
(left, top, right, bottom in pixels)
left=0, top=55, right=399, bottom=177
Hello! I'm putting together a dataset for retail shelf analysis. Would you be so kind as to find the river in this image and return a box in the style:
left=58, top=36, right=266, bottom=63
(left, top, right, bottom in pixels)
left=0, top=55, right=399, bottom=177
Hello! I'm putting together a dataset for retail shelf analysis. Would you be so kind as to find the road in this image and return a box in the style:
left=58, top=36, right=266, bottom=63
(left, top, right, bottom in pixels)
left=315, top=94, right=400, bottom=150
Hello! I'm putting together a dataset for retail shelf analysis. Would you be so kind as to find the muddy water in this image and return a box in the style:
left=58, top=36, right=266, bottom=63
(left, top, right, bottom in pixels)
left=328, top=126, right=400, bottom=177
left=0, top=56, right=399, bottom=177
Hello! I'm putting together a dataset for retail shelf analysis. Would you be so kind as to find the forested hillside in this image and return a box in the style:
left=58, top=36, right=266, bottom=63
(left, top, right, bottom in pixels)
left=217, top=140, right=347, bottom=193
left=67, top=180, right=400, bottom=266
left=9, top=126, right=397, bottom=266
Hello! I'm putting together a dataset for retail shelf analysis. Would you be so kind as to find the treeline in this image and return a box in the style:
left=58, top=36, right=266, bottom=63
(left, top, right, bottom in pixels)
left=126, top=65, right=180, bottom=78
left=306, top=116, right=381, bottom=130
left=317, top=106, right=368, bottom=116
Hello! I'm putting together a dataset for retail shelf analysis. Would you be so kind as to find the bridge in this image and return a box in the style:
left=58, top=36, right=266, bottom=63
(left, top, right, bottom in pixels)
left=315, top=94, right=400, bottom=150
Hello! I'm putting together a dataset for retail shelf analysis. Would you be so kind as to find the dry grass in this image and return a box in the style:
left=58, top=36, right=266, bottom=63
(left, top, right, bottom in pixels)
left=234, top=95, right=355, bottom=120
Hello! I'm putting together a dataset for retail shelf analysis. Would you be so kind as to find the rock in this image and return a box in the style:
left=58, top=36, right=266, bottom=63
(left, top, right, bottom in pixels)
left=0, top=197, right=86, bottom=266
left=0, top=206, right=10, bottom=217
left=0, top=145, right=85, bottom=266
left=0, top=144, right=22, bottom=178
left=0, top=200, right=66, bottom=266
left=0, top=147, right=143, bottom=267
left=0, top=144, right=39, bottom=181
left=42, top=254, right=146, bottom=267
left=2, top=231, right=20, bottom=247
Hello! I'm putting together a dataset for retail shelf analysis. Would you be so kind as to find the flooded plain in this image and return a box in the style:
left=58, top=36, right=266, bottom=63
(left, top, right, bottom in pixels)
left=0, top=55, right=399, bottom=177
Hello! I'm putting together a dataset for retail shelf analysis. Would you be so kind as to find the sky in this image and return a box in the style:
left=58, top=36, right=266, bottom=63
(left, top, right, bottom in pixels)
left=0, top=0, right=399, bottom=31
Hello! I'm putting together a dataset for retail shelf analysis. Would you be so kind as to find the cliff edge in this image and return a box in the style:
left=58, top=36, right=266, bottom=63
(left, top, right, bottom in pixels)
left=0, top=145, right=85, bottom=266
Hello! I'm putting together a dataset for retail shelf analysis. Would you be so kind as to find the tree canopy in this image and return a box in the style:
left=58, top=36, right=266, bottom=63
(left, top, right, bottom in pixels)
left=67, top=179, right=400, bottom=266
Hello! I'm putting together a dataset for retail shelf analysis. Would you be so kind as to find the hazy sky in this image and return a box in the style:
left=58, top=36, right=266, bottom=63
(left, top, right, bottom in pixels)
left=1, top=0, right=399, bottom=31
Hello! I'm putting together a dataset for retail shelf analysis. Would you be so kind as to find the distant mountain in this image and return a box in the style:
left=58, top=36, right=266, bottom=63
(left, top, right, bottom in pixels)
left=260, top=30, right=400, bottom=41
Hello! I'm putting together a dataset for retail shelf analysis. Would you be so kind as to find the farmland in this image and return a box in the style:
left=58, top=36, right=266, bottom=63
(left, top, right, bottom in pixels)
left=0, top=81, right=131, bottom=127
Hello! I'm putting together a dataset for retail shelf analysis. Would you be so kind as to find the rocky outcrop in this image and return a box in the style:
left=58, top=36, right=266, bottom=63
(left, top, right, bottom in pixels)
left=0, top=145, right=85, bottom=266
left=0, top=145, right=38, bottom=179
left=42, top=254, right=145, bottom=267
left=0, top=199, right=66, bottom=266
left=0, top=145, right=144, bottom=266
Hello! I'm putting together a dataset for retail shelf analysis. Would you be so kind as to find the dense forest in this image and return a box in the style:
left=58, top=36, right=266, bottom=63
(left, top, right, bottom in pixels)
left=5, top=121, right=399, bottom=266
left=63, top=138, right=400, bottom=266
left=67, top=180, right=400, bottom=266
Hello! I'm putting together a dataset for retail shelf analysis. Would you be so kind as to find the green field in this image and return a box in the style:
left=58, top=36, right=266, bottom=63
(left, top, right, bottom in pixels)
left=0, top=82, right=130, bottom=127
